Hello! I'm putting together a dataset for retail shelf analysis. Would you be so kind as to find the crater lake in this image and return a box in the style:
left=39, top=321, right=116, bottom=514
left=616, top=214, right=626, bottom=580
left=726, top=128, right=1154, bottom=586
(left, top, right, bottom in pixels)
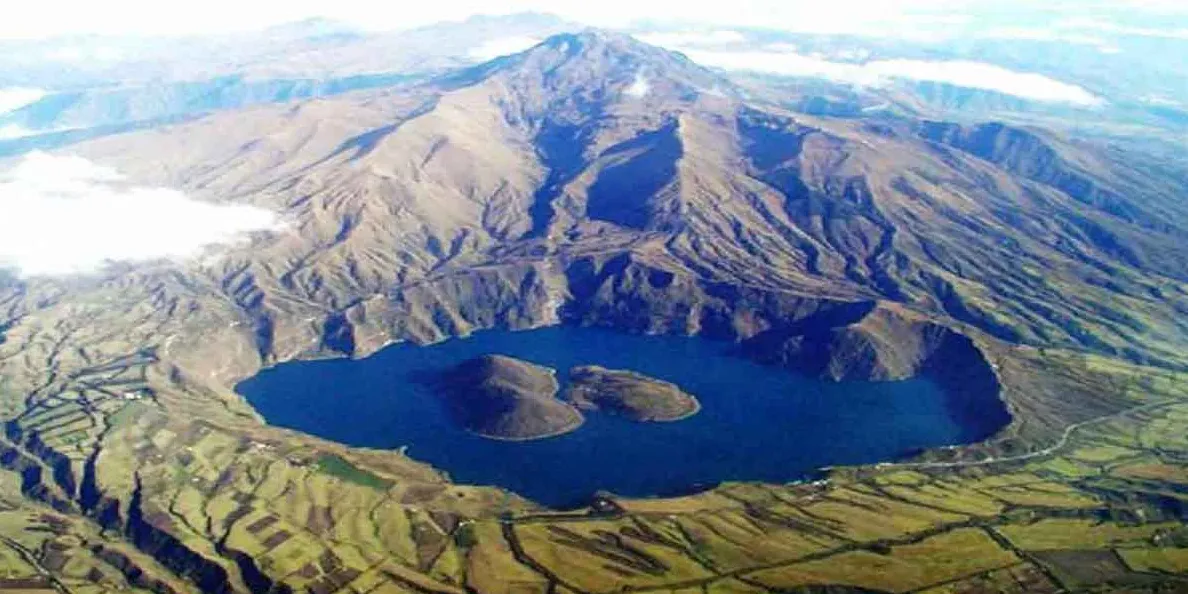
left=237, top=325, right=1007, bottom=507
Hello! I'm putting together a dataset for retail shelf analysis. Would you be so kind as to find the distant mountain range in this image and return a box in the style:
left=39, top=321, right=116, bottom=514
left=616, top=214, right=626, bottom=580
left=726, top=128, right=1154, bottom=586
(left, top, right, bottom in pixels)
left=0, top=13, right=575, bottom=142
left=2, top=12, right=1185, bottom=154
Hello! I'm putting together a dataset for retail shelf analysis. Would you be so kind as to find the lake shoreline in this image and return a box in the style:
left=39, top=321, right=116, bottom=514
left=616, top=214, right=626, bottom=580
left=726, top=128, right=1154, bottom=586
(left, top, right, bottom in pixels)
left=238, top=325, right=1008, bottom=507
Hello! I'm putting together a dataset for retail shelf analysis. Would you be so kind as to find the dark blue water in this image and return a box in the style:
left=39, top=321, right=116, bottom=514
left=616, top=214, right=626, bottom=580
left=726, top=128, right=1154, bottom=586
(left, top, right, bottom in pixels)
left=238, top=326, right=987, bottom=507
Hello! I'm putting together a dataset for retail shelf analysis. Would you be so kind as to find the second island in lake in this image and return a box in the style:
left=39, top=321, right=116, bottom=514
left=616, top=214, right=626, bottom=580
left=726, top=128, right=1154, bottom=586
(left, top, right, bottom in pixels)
left=429, top=356, right=702, bottom=440
left=564, top=365, right=701, bottom=422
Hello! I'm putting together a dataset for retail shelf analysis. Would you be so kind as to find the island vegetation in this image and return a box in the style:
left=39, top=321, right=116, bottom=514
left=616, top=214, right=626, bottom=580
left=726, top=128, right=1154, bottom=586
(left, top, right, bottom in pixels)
left=564, top=365, right=700, bottom=422
left=428, top=355, right=584, bottom=441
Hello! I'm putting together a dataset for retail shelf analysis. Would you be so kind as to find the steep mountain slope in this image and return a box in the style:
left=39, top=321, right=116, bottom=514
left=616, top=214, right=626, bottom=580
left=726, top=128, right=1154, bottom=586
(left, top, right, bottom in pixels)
left=2, top=30, right=1182, bottom=440
left=58, top=31, right=1188, bottom=368
left=0, top=29, right=1185, bottom=593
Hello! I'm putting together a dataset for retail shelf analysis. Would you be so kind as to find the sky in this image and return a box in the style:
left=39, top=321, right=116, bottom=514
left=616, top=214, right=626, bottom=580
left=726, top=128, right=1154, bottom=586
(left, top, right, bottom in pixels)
left=0, top=0, right=1186, bottom=40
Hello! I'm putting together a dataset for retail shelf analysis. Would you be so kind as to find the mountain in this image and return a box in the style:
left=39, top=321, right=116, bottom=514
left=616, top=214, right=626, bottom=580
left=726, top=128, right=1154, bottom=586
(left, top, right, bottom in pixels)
left=0, top=13, right=576, bottom=140
left=61, top=30, right=1188, bottom=365
left=0, top=29, right=1185, bottom=593
left=0, top=13, right=574, bottom=88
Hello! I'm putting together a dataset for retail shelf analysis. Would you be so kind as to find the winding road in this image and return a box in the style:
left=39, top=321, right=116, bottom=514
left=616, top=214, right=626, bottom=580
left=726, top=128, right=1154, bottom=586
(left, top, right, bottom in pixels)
left=874, top=397, right=1182, bottom=470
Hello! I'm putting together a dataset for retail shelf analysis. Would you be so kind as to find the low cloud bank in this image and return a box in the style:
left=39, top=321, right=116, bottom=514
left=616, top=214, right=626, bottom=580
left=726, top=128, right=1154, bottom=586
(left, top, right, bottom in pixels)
left=635, top=30, right=747, bottom=47
left=1141, top=94, right=1182, bottom=107
left=468, top=35, right=542, bottom=60
left=0, top=151, right=281, bottom=276
left=0, top=124, right=37, bottom=139
left=1058, top=18, right=1188, bottom=40
left=0, top=87, right=45, bottom=115
left=677, top=47, right=1104, bottom=106
left=980, top=26, right=1121, bottom=54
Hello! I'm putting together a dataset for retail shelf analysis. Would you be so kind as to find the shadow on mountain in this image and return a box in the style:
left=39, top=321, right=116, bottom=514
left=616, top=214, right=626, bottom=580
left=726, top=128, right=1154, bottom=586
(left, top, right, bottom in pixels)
left=586, top=120, right=682, bottom=229
left=526, top=120, right=598, bottom=237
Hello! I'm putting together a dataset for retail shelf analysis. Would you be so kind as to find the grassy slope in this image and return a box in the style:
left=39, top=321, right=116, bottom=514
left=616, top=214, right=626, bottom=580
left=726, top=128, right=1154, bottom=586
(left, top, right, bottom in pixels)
left=0, top=345, right=1183, bottom=592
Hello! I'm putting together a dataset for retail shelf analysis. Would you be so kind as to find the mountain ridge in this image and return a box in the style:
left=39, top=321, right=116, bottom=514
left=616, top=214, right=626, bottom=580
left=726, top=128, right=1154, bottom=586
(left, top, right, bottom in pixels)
left=40, top=29, right=1187, bottom=370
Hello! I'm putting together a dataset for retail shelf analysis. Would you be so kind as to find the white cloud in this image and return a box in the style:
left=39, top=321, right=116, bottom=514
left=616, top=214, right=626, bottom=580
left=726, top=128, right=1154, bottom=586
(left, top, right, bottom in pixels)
left=871, top=59, right=1105, bottom=106
left=0, top=0, right=969, bottom=38
left=1141, top=94, right=1182, bottom=107
left=42, top=44, right=126, bottom=62
left=0, top=125, right=38, bottom=140
left=678, top=47, right=1105, bottom=106
left=0, top=88, right=46, bottom=115
left=1058, top=17, right=1188, bottom=40
left=831, top=48, right=872, bottom=61
left=681, top=48, right=878, bottom=83
left=467, top=35, right=542, bottom=60
left=635, top=30, right=746, bottom=47
left=764, top=42, right=800, bottom=52
left=625, top=72, right=650, bottom=97
left=979, top=26, right=1122, bottom=53
left=0, top=152, right=282, bottom=276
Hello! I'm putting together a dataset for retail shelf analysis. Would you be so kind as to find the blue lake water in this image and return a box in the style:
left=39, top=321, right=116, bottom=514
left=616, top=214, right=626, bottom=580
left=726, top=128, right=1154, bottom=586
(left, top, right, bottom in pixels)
left=237, top=325, right=995, bottom=507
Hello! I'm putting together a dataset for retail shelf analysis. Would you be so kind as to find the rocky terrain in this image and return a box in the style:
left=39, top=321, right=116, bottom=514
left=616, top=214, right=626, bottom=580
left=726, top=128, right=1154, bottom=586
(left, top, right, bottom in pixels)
left=427, top=355, right=583, bottom=440
left=564, top=365, right=700, bottom=422
left=0, top=29, right=1183, bottom=593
